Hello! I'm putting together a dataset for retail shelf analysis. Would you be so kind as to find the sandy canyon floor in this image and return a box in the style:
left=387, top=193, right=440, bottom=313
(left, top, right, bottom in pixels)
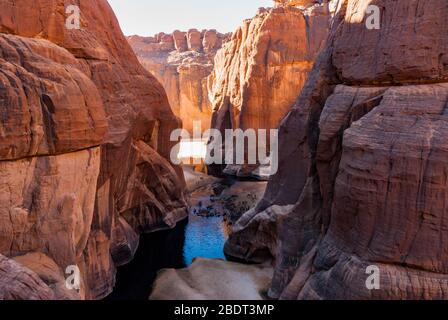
left=148, top=166, right=271, bottom=300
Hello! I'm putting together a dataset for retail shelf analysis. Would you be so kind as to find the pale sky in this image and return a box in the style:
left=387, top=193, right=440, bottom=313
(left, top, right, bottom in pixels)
left=108, top=0, right=273, bottom=36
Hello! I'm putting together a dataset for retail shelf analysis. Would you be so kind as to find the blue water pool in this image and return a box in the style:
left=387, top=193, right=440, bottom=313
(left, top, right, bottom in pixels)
left=183, top=212, right=229, bottom=265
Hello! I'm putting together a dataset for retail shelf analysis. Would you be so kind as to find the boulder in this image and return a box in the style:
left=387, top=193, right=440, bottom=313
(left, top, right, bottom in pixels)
left=0, top=254, right=55, bottom=300
left=150, top=258, right=273, bottom=300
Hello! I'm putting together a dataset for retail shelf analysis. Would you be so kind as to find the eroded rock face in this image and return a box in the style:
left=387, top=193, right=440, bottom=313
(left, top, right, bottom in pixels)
left=128, top=30, right=229, bottom=133
left=0, top=0, right=187, bottom=299
left=0, top=252, right=79, bottom=300
left=225, top=0, right=448, bottom=300
left=0, top=254, right=56, bottom=300
left=0, top=34, right=107, bottom=159
left=13, top=252, right=80, bottom=300
left=207, top=3, right=331, bottom=177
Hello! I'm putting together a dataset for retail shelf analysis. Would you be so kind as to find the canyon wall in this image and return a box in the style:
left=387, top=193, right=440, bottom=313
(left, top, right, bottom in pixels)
left=207, top=1, right=331, bottom=177
left=225, top=0, right=448, bottom=299
left=128, top=30, right=228, bottom=133
left=0, top=0, right=187, bottom=299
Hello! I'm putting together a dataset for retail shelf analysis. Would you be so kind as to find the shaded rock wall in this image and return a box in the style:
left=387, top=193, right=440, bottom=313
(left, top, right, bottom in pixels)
left=225, top=0, right=448, bottom=300
left=0, top=0, right=187, bottom=299
left=128, top=30, right=229, bottom=133
left=207, top=3, right=331, bottom=177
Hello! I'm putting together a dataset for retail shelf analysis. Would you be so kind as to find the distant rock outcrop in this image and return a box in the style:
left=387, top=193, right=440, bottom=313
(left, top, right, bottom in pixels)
left=207, top=3, right=331, bottom=177
left=225, top=0, right=448, bottom=299
left=128, top=30, right=229, bottom=133
left=0, top=0, right=187, bottom=299
left=274, top=0, right=321, bottom=7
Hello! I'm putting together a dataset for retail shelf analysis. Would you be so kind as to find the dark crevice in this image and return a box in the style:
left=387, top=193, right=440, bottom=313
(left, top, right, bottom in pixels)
left=105, top=218, right=187, bottom=300
left=40, top=94, right=57, bottom=154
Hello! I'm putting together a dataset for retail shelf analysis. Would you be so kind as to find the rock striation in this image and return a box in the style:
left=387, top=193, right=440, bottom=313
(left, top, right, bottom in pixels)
left=0, top=0, right=187, bottom=299
left=128, top=30, right=229, bottom=133
left=225, top=0, right=448, bottom=299
left=207, top=2, right=331, bottom=177
left=0, top=254, right=56, bottom=300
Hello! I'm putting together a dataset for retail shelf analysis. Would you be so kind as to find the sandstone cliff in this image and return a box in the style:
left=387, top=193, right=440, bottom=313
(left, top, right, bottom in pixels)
left=274, top=0, right=322, bottom=7
left=128, top=30, right=228, bottom=133
left=225, top=0, right=448, bottom=299
left=207, top=2, right=331, bottom=177
left=0, top=0, right=187, bottom=299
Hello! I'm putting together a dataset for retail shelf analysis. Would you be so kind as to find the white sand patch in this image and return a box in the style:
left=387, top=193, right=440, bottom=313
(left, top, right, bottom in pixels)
left=150, top=258, right=273, bottom=300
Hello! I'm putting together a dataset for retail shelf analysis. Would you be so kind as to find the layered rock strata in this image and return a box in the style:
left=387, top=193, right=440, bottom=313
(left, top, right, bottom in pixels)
left=225, top=0, right=448, bottom=299
left=0, top=0, right=187, bottom=299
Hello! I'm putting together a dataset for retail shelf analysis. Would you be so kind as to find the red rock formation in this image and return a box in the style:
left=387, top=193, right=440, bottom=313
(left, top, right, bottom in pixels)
left=0, top=254, right=56, bottom=300
left=0, top=0, right=187, bottom=299
left=128, top=30, right=228, bottom=133
left=207, top=2, right=331, bottom=177
left=274, top=0, right=321, bottom=7
left=225, top=0, right=448, bottom=299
